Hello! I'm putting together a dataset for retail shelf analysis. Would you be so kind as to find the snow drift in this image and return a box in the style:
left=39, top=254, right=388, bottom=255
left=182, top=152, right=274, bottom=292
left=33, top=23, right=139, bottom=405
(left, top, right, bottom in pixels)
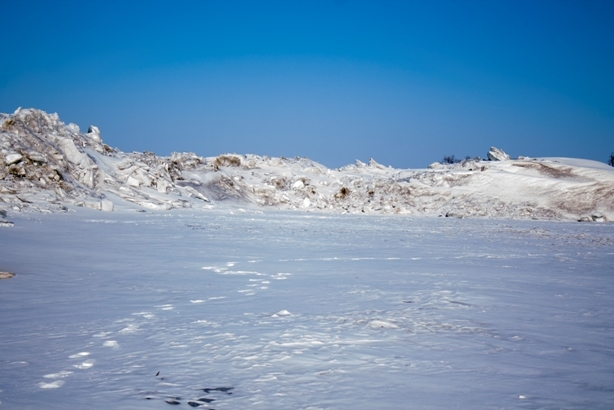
left=0, top=108, right=612, bottom=221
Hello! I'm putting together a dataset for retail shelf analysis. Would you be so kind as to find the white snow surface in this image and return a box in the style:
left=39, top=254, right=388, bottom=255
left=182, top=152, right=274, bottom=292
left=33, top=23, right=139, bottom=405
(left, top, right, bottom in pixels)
left=1, top=108, right=613, bottom=222
left=1, top=208, right=614, bottom=409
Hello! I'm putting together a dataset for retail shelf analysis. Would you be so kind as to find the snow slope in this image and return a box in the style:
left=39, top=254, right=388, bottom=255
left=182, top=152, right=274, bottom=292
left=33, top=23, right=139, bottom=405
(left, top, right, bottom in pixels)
left=0, top=209, right=613, bottom=409
left=1, top=108, right=613, bottom=222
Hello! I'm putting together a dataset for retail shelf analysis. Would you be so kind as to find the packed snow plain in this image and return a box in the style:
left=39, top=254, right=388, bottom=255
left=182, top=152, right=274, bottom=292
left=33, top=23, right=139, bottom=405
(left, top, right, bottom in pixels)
left=1, top=206, right=614, bottom=409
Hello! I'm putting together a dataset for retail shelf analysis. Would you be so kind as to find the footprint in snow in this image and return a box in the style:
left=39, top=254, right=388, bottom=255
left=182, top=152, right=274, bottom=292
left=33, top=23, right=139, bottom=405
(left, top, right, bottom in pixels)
left=165, top=398, right=181, bottom=405
left=201, top=387, right=233, bottom=394
left=187, top=399, right=215, bottom=407
left=155, top=387, right=232, bottom=407
left=149, top=372, right=230, bottom=407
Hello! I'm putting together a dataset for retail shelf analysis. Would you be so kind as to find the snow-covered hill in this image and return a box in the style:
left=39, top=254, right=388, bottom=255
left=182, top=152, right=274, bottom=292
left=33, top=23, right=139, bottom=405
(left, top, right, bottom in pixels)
left=1, top=108, right=612, bottom=221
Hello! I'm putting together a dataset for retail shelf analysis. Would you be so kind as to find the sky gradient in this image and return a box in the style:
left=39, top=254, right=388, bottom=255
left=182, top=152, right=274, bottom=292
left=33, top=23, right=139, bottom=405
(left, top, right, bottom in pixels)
left=1, top=0, right=613, bottom=168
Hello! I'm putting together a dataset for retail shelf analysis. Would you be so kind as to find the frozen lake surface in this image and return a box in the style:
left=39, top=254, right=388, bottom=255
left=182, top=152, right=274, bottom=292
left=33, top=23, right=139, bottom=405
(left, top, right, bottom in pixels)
left=1, top=209, right=613, bottom=409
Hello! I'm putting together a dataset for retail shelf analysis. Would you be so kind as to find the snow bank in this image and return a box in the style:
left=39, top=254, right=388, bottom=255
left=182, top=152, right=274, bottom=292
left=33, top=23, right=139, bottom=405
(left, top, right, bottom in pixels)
left=1, top=108, right=612, bottom=222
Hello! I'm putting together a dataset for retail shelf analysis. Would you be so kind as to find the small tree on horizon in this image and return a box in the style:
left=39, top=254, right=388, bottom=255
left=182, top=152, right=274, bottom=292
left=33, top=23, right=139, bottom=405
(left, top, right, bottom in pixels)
left=441, top=155, right=457, bottom=164
left=441, top=155, right=480, bottom=165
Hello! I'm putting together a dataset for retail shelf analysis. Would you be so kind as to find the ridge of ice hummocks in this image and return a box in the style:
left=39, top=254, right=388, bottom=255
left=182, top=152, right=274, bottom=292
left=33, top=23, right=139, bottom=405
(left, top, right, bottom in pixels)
left=1, top=108, right=613, bottom=222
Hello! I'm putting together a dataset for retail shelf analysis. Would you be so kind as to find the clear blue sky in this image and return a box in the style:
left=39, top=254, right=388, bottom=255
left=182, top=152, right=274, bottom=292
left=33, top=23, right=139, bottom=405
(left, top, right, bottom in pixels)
left=1, top=0, right=613, bottom=168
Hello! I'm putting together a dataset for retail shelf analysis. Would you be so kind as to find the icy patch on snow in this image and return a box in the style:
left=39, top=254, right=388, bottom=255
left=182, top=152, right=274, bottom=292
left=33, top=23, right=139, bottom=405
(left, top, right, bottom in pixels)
left=73, top=359, right=95, bottom=369
left=43, top=371, right=73, bottom=379
left=38, top=380, right=65, bottom=389
left=68, top=352, right=89, bottom=359
left=368, top=320, right=399, bottom=329
left=272, top=310, right=292, bottom=317
left=119, top=323, right=140, bottom=333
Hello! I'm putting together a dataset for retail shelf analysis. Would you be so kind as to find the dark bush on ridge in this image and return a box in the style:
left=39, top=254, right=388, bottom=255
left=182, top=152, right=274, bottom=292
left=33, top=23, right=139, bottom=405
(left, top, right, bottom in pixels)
left=441, top=155, right=480, bottom=165
left=441, top=155, right=458, bottom=164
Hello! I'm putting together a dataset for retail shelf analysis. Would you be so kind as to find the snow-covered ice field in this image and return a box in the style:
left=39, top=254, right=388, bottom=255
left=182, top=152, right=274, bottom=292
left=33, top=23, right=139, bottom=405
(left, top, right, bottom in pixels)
left=1, top=209, right=613, bottom=409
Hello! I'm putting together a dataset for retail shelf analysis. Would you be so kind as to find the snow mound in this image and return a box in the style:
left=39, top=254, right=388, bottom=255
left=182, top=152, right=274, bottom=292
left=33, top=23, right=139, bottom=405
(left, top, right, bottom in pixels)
left=1, top=108, right=613, bottom=222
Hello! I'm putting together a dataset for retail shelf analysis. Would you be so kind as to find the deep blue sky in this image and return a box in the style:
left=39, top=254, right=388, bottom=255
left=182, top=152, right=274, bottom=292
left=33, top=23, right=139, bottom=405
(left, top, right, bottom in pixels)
left=1, top=0, right=613, bottom=168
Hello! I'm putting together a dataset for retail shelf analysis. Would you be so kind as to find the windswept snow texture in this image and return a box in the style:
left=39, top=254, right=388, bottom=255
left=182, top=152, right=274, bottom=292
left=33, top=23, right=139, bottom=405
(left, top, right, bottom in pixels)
left=1, top=209, right=613, bottom=409
left=1, top=108, right=613, bottom=221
